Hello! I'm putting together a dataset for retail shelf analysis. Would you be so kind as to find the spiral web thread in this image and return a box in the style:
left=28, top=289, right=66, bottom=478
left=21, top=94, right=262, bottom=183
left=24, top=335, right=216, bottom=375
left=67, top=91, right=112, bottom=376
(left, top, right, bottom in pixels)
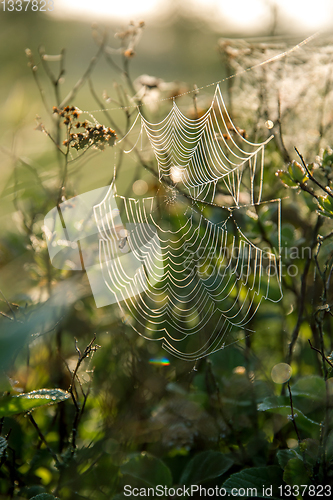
left=93, top=85, right=282, bottom=360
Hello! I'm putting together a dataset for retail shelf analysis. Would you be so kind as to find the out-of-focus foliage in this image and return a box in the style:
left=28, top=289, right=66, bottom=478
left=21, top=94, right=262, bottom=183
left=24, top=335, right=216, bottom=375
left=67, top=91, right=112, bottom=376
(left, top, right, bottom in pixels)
left=0, top=13, right=333, bottom=500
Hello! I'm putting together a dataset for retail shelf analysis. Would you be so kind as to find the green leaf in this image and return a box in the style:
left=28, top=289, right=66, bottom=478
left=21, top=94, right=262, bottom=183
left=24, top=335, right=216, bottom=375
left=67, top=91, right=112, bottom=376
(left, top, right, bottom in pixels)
left=180, top=451, right=233, bottom=485
left=275, top=170, right=298, bottom=188
left=120, top=453, right=172, bottom=488
left=283, top=458, right=311, bottom=486
left=258, top=398, right=320, bottom=423
left=257, top=395, right=289, bottom=411
left=317, top=209, right=333, bottom=219
left=291, top=376, right=326, bottom=400
left=0, top=389, right=70, bottom=417
left=318, top=196, right=333, bottom=218
left=326, top=429, right=333, bottom=461
left=291, top=376, right=326, bottom=413
left=299, top=438, right=320, bottom=467
left=288, top=160, right=308, bottom=183
left=222, top=466, right=284, bottom=499
left=258, top=398, right=320, bottom=435
left=322, top=148, right=333, bottom=163
left=276, top=449, right=301, bottom=469
left=318, top=195, right=333, bottom=212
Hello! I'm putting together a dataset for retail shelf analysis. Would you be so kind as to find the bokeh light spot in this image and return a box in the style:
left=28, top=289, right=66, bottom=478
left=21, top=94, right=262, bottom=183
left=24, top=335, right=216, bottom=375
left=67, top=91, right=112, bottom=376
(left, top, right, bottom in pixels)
left=132, top=179, right=148, bottom=196
left=271, top=363, right=292, bottom=384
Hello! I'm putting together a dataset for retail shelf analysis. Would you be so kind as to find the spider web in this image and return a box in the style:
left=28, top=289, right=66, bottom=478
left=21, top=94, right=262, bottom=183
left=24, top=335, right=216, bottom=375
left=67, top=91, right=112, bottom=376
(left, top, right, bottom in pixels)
left=91, top=85, right=283, bottom=361
left=121, top=85, right=272, bottom=205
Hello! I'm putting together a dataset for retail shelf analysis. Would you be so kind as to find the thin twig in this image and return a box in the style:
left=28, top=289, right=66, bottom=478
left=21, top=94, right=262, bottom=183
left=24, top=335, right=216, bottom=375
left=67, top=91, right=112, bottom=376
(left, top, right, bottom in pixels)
left=295, top=147, right=333, bottom=200
left=276, top=92, right=291, bottom=162
left=28, top=413, right=60, bottom=466
left=26, top=50, right=52, bottom=117
left=88, top=78, right=118, bottom=131
left=287, top=216, right=322, bottom=365
left=287, top=382, right=301, bottom=443
left=0, top=311, right=13, bottom=321
left=308, top=339, right=333, bottom=369
left=67, top=335, right=100, bottom=450
left=298, top=181, right=320, bottom=200
left=59, top=36, right=107, bottom=108
left=0, top=289, right=16, bottom=321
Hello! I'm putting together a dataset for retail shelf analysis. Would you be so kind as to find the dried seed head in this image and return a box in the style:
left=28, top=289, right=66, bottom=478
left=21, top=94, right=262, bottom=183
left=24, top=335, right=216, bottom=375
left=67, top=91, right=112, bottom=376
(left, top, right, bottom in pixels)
left=124, top=48, right=135, bottom=58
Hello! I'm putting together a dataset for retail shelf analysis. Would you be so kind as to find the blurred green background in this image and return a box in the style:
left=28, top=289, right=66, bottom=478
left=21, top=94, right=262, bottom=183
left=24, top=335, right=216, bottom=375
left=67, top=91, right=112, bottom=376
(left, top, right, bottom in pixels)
left=1, top=2, right=333, bottom=499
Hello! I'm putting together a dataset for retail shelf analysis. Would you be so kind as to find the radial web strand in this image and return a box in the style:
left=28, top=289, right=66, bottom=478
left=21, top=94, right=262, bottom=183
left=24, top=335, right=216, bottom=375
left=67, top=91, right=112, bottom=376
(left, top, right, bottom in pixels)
left=120, top=84, right=272, bottom=206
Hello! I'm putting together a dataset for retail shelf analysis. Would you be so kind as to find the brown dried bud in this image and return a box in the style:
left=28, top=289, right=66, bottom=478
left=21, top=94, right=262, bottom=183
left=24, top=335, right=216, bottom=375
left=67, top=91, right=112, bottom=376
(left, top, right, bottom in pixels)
left=124, top=48, right=135, bottom=58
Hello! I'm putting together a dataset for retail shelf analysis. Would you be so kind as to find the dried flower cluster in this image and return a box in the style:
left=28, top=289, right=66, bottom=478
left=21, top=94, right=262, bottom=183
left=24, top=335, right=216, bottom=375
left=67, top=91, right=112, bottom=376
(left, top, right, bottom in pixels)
left=53, top=106, right=117, bottom=151
left=115, top=20, right=145, bottom=59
